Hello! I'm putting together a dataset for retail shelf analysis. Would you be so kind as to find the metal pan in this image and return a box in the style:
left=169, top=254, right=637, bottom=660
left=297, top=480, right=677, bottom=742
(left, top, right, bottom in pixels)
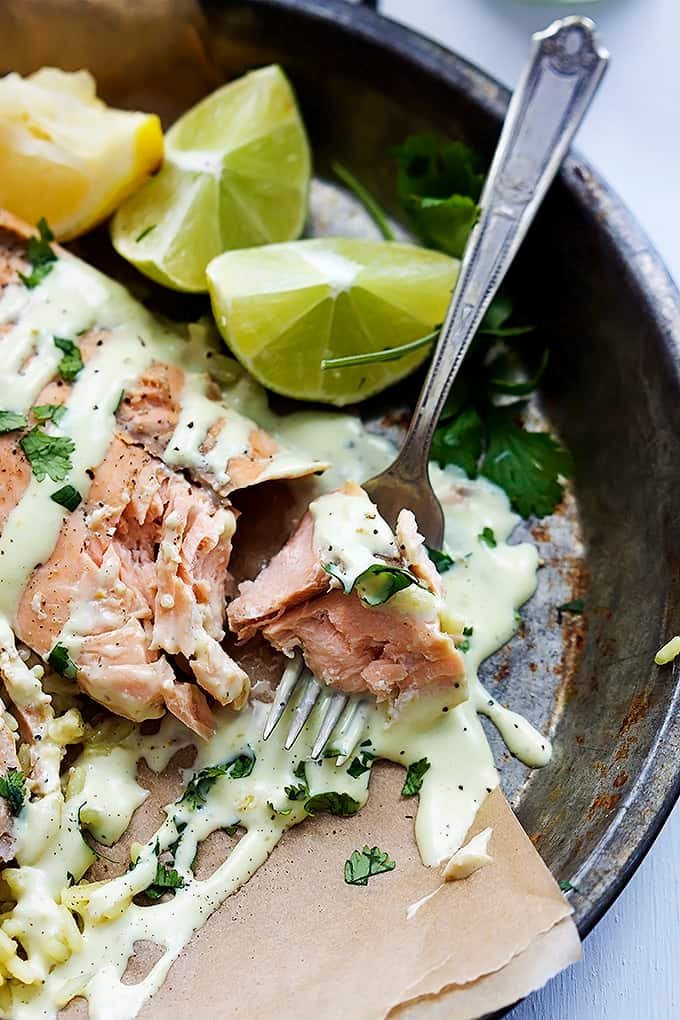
left=3, top=0, right=680, bottom=951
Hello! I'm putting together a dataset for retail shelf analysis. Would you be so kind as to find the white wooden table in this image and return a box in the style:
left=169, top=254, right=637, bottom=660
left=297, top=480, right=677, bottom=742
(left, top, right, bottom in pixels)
left=379, top=0, right=680, bottom=1015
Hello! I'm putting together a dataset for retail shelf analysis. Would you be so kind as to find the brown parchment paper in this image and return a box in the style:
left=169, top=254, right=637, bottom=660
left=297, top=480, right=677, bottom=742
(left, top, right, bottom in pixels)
left=1, top=3, right=581, bottom=1015
left=80, top=763, right=577, bottom=1020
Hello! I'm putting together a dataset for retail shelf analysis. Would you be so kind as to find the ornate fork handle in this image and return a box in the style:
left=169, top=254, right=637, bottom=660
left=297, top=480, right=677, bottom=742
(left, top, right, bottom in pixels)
left=392, top=16, right=610, bottom=481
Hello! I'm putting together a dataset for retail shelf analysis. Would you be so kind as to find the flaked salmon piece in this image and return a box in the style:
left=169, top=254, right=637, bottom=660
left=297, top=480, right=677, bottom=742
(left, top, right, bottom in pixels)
left=229, top=487, right=465, bottom=701
left=228, top=514, right=328, bottom=642
left=262, top=590, right=464, bottom=699
left=117, top=361, right=325, bottom=497
left=12, top=437, right=244, bottom=738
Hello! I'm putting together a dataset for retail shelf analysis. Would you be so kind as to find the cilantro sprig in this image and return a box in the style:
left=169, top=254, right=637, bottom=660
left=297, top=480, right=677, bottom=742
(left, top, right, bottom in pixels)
left=344, top=845, right=395, bottom=886
left=0, top=410, right=27, bottom=434
left=20, top=428, right=75, bottom=482
left=53, top=337, right=84, bottom=382
left=18, top=218, right=57, bottom=289
left=0, top=768, right=26, bottom=816
left=31, top=403, right=66, bottom=425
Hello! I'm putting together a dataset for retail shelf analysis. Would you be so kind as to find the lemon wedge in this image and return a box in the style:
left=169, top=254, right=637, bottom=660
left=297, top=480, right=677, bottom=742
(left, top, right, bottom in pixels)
left=0, top=67, right=163, bottom=240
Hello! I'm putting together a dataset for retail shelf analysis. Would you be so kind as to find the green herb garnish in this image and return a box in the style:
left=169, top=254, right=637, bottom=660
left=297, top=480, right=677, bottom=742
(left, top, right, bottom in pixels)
left=20, top=427, right=75, bottom=482
left=559, top=879, right=580, bottom=894
left=179, top=751, right=255, bottom=809
left=401, top=758, right=431, bottom=797
left=321, top=329, right=438, bottom=371
left=31, top=403, right=66, bottom=425
left=557, top=598, right=585, bottom=622
left=478, top=527, right=497, bottom=548
left=285, top=783, right=308, bottom=801
left=304, top=792, right=361, bottom=817
left=425, top=545, right=454, bottom=573
left=0, top=410, right=27, bottom=433
left=50, top=484, right=81, bottom=511
left=145, top=860, right=185, bottom=900
left=18, top=218, right=57, bottom=289
left=135, top=225, right=156, bottom=243
left=0, top=768, right=26, bottom=816
left=53, top=336, right=84, bottom=382
left=353, top=564, right=420, bottom=607
left=458, top=625, right=474, bottom=654
left=393, top=134, right=483, bottom=257
left=344, top=845, right=396, bottom=886
left=347, top=745, right=376, bottom=779
left=48, top=643, right=78, bottom=680
left=333, top=162, right=394, bottom=241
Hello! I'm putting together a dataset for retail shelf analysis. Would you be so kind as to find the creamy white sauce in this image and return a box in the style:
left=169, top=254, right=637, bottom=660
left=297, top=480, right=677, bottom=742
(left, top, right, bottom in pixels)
left=0, top=253, right=550, bottom=1019
left=309, top=485, right=397, bottom=591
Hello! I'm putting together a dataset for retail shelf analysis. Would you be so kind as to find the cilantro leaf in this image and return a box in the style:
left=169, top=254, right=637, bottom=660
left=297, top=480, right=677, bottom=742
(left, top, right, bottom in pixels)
left=458, top=625, right=474, bottom=653
left=145, top=860, right=185, bottom=900
left=293, top=760, right=307, bottom=781
left=393, top=135, right=483, bottom=257
left=347, top=746, right=376, bottom=779
left=478, top=526, right=497, bottom=548
left=285, top=783, right=308, bottom=801
left=31, top=403, right=66, bottom=425
left=53, top=337, right=84, bottom=382
left=18, top=218, right=57, bottom=288
left=20, top=427, right=75, bottom=482
left=401, top=758, right=431, bottom=797
left=431, top=405, right=484, bottom=478
left=425, top=545, right=454, bottom=574
left=344, top=845, right=396, bottom=886
left=557, top=598, right=584, bottom=622
left=51, top=484, right=82, bottom=511
left=179, top=751, right=255, bottom=809
left=0, top=768, right=26, bottom=816
left=482, top=407, right=572, bottom=518
left=559, top=879, right=580, bottom=894
left=353, top=564, right=420, bottom=607
left=48, top=643, right=78, bottom=680
left=0, top=410, right=27, bottom=433
left=304, top=792, right=361, bottom=817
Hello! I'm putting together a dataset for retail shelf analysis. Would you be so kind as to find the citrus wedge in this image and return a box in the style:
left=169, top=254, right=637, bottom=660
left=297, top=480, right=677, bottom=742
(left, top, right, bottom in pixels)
left=206, top=238, right=459, bottom=406
left=111, top=65, right=311, bottom=292
left=0, top=68, right=162, bottom=240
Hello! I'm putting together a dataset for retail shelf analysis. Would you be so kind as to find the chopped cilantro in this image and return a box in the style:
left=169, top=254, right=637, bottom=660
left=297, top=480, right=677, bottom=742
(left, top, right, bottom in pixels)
left=482, top=406, right=572, bottom=518
left=18, top=218, right=57, bottom=289
left=0, top=410, right=27, bottom=433
left=393, top=134, right=483, bottom=257
left=0, top=768, right=26, bottom=816
left=458, top=625, right=474, bottom=654
left=31, top=403, right=66, bottom=425
left=50, top=484, right=81, bottom=511
left=559, top=879, right=579, bottom=894
left=347, top=745, right=376, bottom=779
left=267, top=801, right=292, bottom=816
left=401, top=758, right=431, bottom=797
left=293, top=760, right=307, bottom=781
left=20, top=427, right=75, bottom=482
left=48, top=642, right=78, bottom=680
left=304, top=792, right=361, bottom=817
left=53, top=336, right=84, bottom=381
left=425, top=545, right=454, bottom=573
left=344, top=845, right=396, bottom=886
left=145, top=859, right=185, bottom=900
left=557, top=598, right=584, bottom=616
left=135, top=225, right=156, bottom=243
left=179, top=751, right=255, bottom=809
left=224, top=824, right=240, bottom=837
left=353, top=564, right=420, bottom=607
left=478, top=526, right=497, bottom=548
left=285, top=783, right=308, bottom=801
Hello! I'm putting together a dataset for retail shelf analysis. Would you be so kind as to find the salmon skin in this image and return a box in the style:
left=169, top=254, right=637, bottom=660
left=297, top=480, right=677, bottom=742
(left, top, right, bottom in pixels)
left=0, top=212, right=323, bottom=764
left=229, top=485, right=466, bottom=703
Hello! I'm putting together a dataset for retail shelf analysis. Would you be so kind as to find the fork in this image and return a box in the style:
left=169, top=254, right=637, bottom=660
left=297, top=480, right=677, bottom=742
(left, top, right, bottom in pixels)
left=263, top=16, right=609, bottom=758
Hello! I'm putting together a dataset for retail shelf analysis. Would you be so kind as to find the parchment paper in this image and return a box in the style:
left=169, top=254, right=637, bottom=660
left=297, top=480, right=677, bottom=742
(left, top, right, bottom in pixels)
left=0, top=3, right=581, bottom=1015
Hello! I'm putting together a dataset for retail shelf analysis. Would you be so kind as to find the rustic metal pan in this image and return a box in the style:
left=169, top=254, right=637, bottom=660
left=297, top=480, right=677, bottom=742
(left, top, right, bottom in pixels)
left=4, top=0, right=680, bottom=957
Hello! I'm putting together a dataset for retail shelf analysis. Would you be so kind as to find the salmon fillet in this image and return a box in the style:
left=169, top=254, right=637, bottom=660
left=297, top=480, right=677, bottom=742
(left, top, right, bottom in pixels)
left=228, top=487, right=465, bottom=701
left=0, top=212, right=323, bottom=761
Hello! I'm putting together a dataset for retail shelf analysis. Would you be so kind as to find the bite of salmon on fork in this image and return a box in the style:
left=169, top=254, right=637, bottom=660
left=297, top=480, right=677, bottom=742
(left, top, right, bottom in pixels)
left=0, top=211, right=325, bottom=757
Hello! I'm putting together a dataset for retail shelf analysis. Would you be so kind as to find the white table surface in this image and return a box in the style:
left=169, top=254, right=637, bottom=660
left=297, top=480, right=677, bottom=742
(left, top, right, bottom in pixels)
left=378, top=0, right=680, bottom=1016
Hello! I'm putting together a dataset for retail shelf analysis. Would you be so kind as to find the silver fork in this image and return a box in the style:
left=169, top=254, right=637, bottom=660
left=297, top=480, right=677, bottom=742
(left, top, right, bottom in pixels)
left=263, top=16, right=609, bottom=757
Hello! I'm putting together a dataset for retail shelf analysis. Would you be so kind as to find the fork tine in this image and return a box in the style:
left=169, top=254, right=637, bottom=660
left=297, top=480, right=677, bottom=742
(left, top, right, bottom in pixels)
left=263, top=652, right=304, bottom=740
left=311, top=693, right=348, bottom=759
left=333, top=699, right=370, bottom=764
left=284, top=672, right=322, bottom=749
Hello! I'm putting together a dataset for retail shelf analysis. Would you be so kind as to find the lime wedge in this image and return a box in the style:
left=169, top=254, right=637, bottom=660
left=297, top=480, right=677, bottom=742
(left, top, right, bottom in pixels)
left=206, top=239, right=458, bottom=406
left=111, top=65, right=310, bottom=292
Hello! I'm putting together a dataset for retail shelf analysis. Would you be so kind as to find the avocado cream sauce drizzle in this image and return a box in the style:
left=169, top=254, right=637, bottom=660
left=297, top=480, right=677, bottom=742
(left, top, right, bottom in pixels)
left=0, top=254, right=549, bottom=1019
